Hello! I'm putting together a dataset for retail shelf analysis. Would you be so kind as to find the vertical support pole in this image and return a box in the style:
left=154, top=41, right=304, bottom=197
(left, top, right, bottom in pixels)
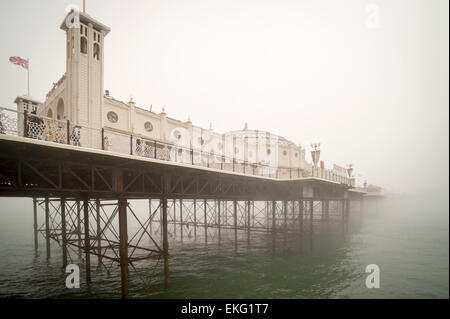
left=180, top=199, right=183, bottom=243
left=96, top=198, right=102, bottom=266
left=299, top=200, right=304, bottom=235
left=45, top=198, right=50, bottom=259
left=83, top=198, right=91, bottom=284
left=33, top=198, right=38, bottom=251
left=149, top=199, right=152, bottom=235
left=341, top=200, right=346, bottom=223
left=193, top=199, right=197, bottom=241
left=218, top=199, right=221, bottom=246
left=162, top=195, right=169, bottom=288
left=204, top=199, right=208, bottom=245
left=233, top=200, right=238, bottom=250
left=272, top=200, right=276, bottom=249
left=161, top=171, right=170, bottom=289
left=309, top=199, right=314, bottom=235
left=252, top=201, right=255, bottom=227
left=321, top=200, right=325, bottom=223
left=325, top=200, right=329, bottom=224
left=77, top=200, right=81, bottom=257
left=61, top=197, right=67, bottom=268
left=118, top=198, right=128, bottom=298
left=283, top=201, right=287, bottom=245
left=173, top=199, right=177, bottom=238
left=247, top=200, right=251, bottom=245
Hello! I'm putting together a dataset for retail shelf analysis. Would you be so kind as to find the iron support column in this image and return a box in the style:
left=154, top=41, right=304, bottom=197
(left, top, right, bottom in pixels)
left=234, top=200, right=238, bottom=250
left=83, top=198, right=91, bottom=283
left=162, top=196, right=169, bottom=288
left=118, top=198, right=128, bottom=298
left=204, top=200, right=208, bottom=245
left=96, top=198, right=102, bottom=266
left=33, top=198, right=38, bottom=251
left=45, top=198, right=50, bottom=259
left=61, top=197, right=67, bottom=268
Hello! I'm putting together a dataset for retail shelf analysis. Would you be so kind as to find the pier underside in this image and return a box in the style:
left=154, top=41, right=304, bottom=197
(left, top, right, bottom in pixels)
left=0, top=136, right=365, bottom=298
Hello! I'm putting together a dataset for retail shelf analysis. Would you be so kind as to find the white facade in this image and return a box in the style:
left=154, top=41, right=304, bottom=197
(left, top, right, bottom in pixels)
left=13, top=9, right=356, bottom=179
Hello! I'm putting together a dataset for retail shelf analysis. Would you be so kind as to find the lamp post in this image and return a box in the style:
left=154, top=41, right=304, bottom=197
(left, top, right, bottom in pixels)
left=346, top=163, right=353, bottom=186
left=310, top=143, right=320, bottom=177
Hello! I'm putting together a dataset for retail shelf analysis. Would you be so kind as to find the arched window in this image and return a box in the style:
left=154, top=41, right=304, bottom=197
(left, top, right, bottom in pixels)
left=80, top=36, right=87, bottom=54
left=93, top=43, right=100, bottom=60
left=57, top=98, right=64, bottom=120
left=47, top=109, right=53, bottom=118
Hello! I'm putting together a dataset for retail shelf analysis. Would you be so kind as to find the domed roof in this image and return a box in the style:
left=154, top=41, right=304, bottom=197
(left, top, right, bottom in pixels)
left=225, top=129, right=297, bottom=147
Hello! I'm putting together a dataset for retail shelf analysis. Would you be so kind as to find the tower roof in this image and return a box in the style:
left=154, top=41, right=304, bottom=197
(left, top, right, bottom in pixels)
left=60, top=10, right=111, bottom=35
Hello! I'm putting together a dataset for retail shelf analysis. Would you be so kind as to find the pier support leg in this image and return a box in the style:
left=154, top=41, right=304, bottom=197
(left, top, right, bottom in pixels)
left=218, top=200, right=221, bottom=247
left=233, top=200, right=238, bottom=251
left=247, top=201, right=251, bottom=245
left=173, top=199, right=177, bottom=238
left=96, top=199, right=102, bottom=266
left=299, top=200, right=304, bottom=236
left=204, top=200, right=208, bottom=245
left=180, top=199, right=183, bottom=243
left=33, top=198, right=38, bottom=251
left=45, top=198, right=50, bottom=259
left=149, top=199, right=152, bottom=235
left=162, top=196, right=169, bottom=288
left=283, top=201, right=287, bottom=245
left=309, top=199, right=314, bottom=235
left=272, top=201, right=276, bottom=249
left=77, top=200, right=81, bottom=257
left=61, top=198, right=67, bottom=268
left=194, top=199, right=197, bottom=241
left=83, top=198, right=91, bottom=284
left=118, top=198, right=128, bottom=298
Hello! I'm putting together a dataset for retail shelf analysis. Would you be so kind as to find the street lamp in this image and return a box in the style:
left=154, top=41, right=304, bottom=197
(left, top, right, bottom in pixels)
left=310, top=143, right=321, bottom=177
left=346, top=163, right=353, bottom=186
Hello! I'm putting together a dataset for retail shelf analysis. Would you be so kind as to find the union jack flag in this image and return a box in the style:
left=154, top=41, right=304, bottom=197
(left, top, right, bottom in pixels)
left=9, top=56, right=29, bottom=69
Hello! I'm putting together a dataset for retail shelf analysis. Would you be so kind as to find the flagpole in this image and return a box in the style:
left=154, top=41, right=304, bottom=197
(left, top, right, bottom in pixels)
left=27, top=57, right=30, bottom=96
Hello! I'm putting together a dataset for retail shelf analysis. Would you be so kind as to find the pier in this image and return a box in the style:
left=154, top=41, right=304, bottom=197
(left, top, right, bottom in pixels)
left=0, top=8, right=368, bottom=298
left=0, top=116, right=366, bottom=298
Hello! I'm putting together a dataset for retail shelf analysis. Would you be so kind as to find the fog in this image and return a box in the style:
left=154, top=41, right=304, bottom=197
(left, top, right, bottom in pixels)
left=0, top=0, right=448, bottom=194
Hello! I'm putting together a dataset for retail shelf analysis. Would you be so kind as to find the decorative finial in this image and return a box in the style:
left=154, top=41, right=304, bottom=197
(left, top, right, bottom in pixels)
left=83, top=0, right=86, bottom=13
left=244, top=122, right=248, bottom=130
left=150, top=104, right=153, bottom=112
left=187, top=115, right=192, bottom=124
left=128, top=95, right=135, bottom=106
left=160, top=106, right=167, bottom=116
left=209, top=122, right=213, bottom=130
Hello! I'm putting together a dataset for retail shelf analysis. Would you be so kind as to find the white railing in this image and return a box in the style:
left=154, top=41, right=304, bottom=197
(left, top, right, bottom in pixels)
left=0, top=107, right=352, bottom=185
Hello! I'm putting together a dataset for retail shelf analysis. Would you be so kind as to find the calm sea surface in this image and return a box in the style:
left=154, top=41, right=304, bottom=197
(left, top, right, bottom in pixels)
left=0, top=193, right=448, bottom=299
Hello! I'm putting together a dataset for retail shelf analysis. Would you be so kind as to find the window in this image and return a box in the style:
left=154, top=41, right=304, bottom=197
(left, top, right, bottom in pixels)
left=198, top=137, right=204, bottom=145
left=173, top=130, right=182, bottom=140
left=266, top=148, right=271, bottom=155
left=295, top=152, right=298, bottom=158
left=93, top=43, right=100, bottom=60
left=80, top=36, right=87, bottom=54
left=283, top=150, right=287, bottom=156
left=234, top=147, right=239, bottom=154
left=107, top=111, right=118, bottom=123
left=217, top=142, right=223, bottom=150
left=144, top=121, right=153, bottom=132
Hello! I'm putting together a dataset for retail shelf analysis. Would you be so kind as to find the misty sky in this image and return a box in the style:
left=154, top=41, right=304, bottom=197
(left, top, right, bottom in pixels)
left=0, top=0, right=448, bottom=193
